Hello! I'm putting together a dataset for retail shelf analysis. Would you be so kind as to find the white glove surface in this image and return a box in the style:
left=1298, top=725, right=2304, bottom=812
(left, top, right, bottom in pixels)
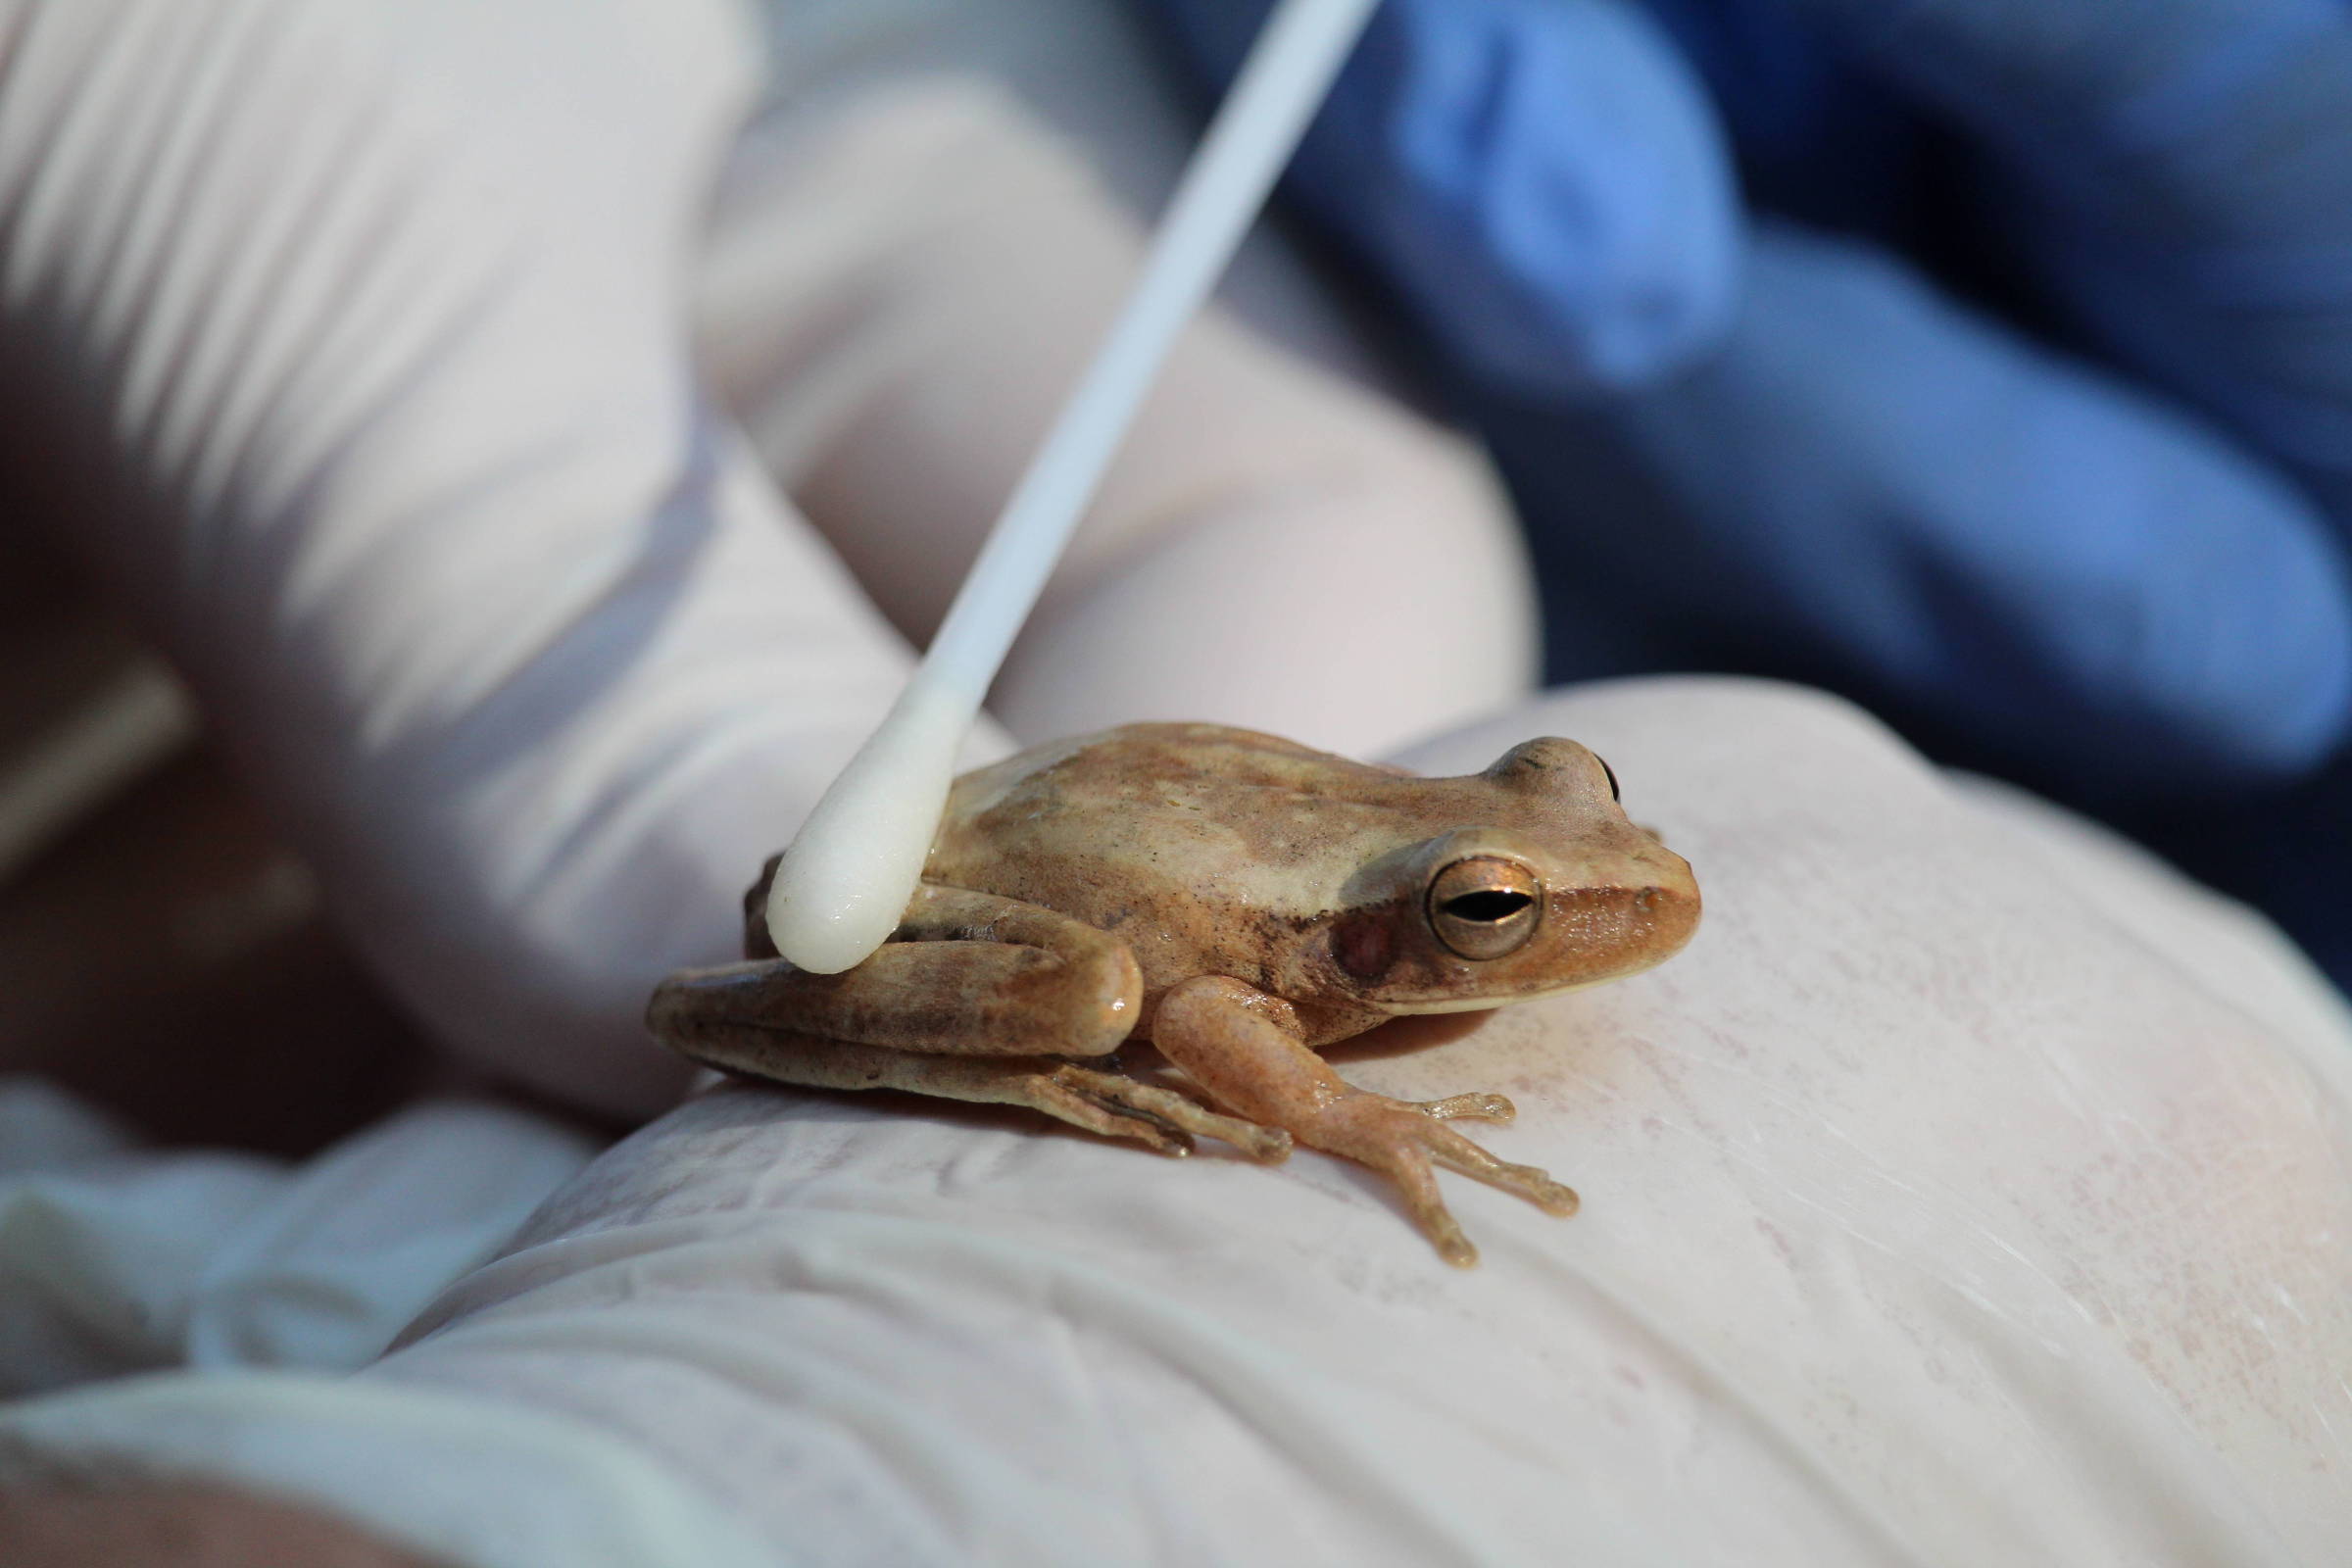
left=0, top=1086, right=591, bottom=1396
left=353, top=682, right=2349, bottom=1564
left=7, top=686, right=2348, bottom=1565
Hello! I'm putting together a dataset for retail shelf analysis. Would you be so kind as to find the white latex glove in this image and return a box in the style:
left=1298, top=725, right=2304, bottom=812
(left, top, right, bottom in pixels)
left=12, top=681, right=2347, bottom=1566
left=0, top=0, right=1533, bottom=1123
left=0, top=1084, right=591, bottom=1396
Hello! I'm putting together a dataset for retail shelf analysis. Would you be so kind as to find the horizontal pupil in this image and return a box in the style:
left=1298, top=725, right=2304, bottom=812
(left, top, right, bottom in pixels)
left=1445, top=891, right=1533, bottom=922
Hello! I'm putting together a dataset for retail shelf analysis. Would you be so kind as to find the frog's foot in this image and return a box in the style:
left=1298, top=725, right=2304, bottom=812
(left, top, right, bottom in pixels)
left=1042, top=1065, right=1293, bottom=1162
left=1149, top=975, right=1576, bottom=1266
left=1298, top=1093, right=1578, bottom=1267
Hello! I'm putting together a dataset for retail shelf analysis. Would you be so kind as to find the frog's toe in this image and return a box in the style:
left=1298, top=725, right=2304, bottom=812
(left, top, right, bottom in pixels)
left=1029, top=1068, right=1195, bottom=1157
left=1438, top=1135, right=1581, bottom=1219
left=1413, top=1091, right=1514, bottom=1123
left=1381, top=1151, right=1479, bottom=1268
left=1052, top=1065, right=1293, bottom=1162
left=1299, top=1096, right=1579, bottom=1266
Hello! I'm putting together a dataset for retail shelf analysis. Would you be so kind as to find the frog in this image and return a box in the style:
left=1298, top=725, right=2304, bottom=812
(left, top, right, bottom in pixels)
left=650, top=722, right=1700, bottom=1265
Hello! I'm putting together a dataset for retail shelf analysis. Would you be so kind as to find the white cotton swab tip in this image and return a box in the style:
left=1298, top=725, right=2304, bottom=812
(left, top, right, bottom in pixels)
left=760, top=679, right=970, bottom=975
left=764, top=0, right=1381, bottom=974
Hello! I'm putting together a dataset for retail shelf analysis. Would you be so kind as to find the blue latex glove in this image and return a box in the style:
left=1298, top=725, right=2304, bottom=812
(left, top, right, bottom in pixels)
left=1144, top=0, right=1744, bottom=395
left=1142, top=0, right=2352, bottom=802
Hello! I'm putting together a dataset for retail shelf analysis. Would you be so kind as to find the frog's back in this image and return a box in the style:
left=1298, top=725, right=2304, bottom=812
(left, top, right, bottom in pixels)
left=927, top=724, right=1414, bottom=992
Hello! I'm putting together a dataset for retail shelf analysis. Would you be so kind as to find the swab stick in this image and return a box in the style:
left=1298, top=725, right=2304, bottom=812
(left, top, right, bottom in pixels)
left=765, top=0, right=1381, bottom=974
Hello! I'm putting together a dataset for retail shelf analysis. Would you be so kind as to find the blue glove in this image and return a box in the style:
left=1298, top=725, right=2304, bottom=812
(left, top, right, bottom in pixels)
left=1144, top=0, right=1742, bottom=394
left=1142, top=0, right=2352, bottom=802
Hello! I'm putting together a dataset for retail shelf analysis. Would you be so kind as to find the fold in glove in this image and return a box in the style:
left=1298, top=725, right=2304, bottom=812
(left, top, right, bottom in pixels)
left=0, top=1083, right=590, bottom=1396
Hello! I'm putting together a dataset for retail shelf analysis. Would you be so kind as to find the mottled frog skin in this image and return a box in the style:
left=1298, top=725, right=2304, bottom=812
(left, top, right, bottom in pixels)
left=652, top=723, right=1699, bottom=1264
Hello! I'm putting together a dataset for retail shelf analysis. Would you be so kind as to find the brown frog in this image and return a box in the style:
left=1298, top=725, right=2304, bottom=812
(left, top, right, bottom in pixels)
left=651, top=723, right=1699, bottom=1264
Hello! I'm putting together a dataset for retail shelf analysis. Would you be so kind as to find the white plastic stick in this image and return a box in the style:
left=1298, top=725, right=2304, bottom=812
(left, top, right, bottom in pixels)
left=766, top=0, right=1380, bottom=974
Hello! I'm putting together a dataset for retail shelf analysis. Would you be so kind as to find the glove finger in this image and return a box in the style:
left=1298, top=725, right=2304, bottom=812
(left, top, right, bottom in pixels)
left=1781, top=0, right=2352, bottom=515
left=699, top=76, right=1537, bottom=760
left=0, top=0, right=947, bottom=1118
left=1496, top=222, right=2352, bottom=796
left=1142, top=0, right=1740, bottom=393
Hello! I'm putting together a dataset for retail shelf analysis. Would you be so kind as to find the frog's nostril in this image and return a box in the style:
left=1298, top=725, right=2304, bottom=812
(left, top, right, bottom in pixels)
left=1641, top=882, right=1703, bottom=950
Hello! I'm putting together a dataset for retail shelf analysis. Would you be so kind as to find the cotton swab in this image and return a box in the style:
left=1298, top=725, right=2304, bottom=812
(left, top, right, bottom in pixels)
left=763, top=0, right=1381, bottom=974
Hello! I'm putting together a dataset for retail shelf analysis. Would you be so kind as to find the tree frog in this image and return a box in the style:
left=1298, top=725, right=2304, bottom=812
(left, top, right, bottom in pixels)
left=651, top=723, right=1699, bottom=1265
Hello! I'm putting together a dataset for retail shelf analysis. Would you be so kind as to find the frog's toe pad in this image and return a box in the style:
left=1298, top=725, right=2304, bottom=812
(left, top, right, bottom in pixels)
left=1048, top=1065, right=1293, bottom=1162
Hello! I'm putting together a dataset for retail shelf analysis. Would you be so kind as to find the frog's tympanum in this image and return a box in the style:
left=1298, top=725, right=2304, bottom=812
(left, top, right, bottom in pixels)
left=651, top=724, right=1699, bottom=1264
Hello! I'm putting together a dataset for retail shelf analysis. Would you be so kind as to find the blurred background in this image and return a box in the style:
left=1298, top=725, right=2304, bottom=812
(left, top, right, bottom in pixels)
left=0, top=528, right=506, bottom=1158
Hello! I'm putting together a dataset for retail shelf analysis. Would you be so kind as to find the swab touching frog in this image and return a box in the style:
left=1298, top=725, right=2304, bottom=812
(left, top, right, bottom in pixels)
left=649, top=0, right=1699, bottom=1264
left=654, top=722, right=1698, bottom=1265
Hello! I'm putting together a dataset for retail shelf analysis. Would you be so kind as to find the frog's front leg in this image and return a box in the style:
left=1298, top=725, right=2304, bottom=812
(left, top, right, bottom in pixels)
left=1150, top=977, right=1579, bottom=1266
left=649, top=885, right=1288, bottom=1160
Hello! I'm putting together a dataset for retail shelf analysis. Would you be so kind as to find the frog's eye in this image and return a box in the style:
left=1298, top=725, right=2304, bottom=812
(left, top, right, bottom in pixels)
left=1428, top=857, right=1542, bottom=960
left=1596, top=755, right=1621, bottom=802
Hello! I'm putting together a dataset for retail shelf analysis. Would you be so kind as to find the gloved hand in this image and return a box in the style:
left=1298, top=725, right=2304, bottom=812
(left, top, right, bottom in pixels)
left=1143, top=0, right=2352, bottom=804
left=12, top=680, right=2349, bottom=1566
left=0, top=0, right=1532, bottom=1121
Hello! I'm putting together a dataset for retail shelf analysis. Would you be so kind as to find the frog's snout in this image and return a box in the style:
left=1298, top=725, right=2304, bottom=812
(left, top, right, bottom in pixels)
left=1556, top=880, right=1694, bottom=954
left=1551, top=850, right=1700, bottom=980
left=1624, top=858, right=1702, bottom=967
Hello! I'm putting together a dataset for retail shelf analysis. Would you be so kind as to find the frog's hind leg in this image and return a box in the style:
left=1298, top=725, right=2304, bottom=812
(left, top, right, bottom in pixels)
left=659, top=883, right=1144, bottom=1060
left=1034, top=1062, right=1290, bottom=1159
left=660, top=1027, right=1286, bottom=1159
left=649, top=883, right=1286, bottom=1159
